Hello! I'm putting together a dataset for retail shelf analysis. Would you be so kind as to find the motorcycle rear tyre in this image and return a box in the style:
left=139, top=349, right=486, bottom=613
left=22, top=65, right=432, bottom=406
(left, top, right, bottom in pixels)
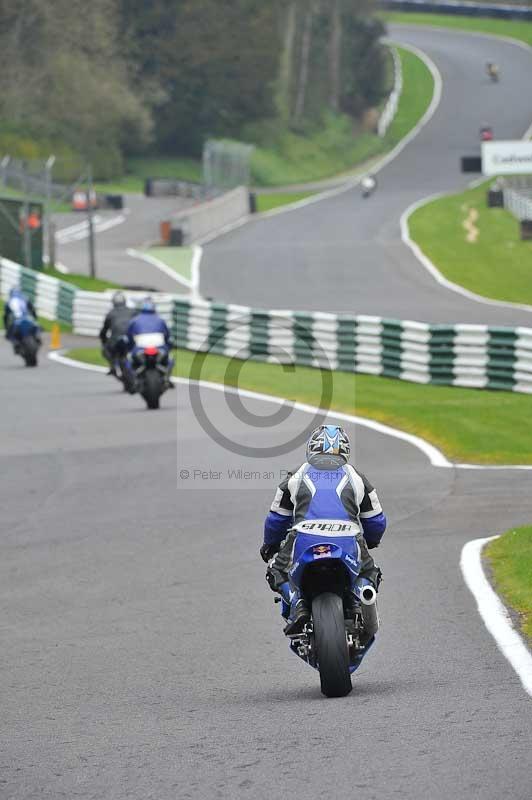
left=22, top=335, right=38, bottom=367
left=142, top=368, right=162, bottom=410
left=312, top=593, right=352, bottom=698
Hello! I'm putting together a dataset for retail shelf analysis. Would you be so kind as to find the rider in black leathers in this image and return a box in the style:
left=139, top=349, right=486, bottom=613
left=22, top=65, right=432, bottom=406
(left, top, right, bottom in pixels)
left=99, top=292, right=136, bottom=374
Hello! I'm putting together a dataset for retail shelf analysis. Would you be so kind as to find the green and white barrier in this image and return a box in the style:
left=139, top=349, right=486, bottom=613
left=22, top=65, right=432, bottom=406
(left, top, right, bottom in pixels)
left=0, top=257, right=174, bottom=334
left=2, top=257, right=531, bottom=394
left=173, top=297, right=532, bottom=394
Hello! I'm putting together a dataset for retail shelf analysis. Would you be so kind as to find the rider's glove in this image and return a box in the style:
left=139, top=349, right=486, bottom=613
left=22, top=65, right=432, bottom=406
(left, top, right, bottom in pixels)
left=260, top=543, right=278, bottom=563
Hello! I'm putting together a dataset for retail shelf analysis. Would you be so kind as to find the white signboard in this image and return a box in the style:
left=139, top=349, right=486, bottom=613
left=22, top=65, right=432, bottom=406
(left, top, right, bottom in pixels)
left=482, top=141, right=532, bottom=176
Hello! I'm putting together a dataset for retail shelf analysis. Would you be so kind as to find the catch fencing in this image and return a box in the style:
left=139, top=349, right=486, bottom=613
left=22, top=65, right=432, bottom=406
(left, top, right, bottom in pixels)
left=2, top=256, right=531, bottom=394
left=499, top=177, right=532, bottom=221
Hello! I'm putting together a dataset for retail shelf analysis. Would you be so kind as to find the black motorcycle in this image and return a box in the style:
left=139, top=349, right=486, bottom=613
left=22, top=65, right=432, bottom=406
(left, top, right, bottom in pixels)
left=129, top=342, right=173, bottom=409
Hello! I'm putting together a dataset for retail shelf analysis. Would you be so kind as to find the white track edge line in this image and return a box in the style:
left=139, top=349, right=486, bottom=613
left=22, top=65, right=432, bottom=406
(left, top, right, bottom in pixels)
left=460, top=536, right=532, bottom=697
left=47, top=350, right=532, bottom=471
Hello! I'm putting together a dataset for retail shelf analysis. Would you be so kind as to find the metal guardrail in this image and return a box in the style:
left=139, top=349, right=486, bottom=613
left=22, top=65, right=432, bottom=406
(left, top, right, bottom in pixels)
left=378, top=1, right=532, bottom=20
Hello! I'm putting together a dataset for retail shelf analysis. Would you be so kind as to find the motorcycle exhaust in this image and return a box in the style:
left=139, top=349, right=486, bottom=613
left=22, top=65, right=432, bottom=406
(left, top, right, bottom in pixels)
left=360, top=585, right=379, bottom=636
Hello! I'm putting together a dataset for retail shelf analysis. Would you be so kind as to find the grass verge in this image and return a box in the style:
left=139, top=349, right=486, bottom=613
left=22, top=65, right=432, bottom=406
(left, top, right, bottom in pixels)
left=408, top=181, right=532, bottom=305
left=485, top=526, right=532, bottom=643
left=65, top=346, right=532, bottom=465
left=255, top=192, right=316, bottom=212
left=249, top=46, right=434, bottom=186
left=382, top=11, right=532, bottom=47
left=143, top=247, right=194, bottom=281
left=44, top=266, right=120, bottom=292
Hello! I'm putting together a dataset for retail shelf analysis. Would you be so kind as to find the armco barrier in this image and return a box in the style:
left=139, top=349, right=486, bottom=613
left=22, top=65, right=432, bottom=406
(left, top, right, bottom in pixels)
left=378, top=1, right=532, bottom=19
left=173, top=296, right=532, bottom=394
left=2, top=257, right=531, bottom=394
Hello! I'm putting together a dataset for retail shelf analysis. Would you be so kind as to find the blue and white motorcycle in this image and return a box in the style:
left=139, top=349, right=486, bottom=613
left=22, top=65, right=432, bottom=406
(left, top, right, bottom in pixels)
left=278, top=519, right=379, bottom=698
left=9, top=315, right=41, bottom=367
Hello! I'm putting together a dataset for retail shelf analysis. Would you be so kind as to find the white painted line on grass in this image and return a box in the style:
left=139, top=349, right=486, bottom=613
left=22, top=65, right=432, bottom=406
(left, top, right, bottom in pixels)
left=461, top=536, right=532, bottom=697
left=126, top=248, right=192, bottom=289
left=48, top=350, right=532, bottom=471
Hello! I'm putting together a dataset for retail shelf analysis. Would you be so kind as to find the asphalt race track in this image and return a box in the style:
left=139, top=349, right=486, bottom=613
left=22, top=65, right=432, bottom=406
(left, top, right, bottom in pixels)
left=201, top=25, right=532, bottom=325
left=1, top=345, right=532, bottom=799
left=2, top=22, right=532, bottom=800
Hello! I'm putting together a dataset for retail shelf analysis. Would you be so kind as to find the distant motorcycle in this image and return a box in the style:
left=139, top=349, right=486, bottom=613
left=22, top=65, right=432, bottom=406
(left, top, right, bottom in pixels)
left=486, top=62, right=500, bottom=83
left=276, top=520, right=379, bottom=698
left=361, top=175, right=377, bottom=199
left=126, top=332, right=174, bottom=409
left=9, top=315, right=41, bottom=367
left=480, top=125, right=494, bottom=142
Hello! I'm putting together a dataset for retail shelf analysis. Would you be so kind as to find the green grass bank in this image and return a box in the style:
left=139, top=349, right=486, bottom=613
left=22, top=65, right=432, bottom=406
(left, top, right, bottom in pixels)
left=485, top=526, right=532, bottom=643
left=408, top=181, right=532, bottom=305
left=66, top=346, right=532, bottom=465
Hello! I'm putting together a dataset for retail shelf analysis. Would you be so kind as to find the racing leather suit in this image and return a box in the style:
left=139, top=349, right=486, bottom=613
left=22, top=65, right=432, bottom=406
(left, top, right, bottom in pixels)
left=99, top=306, right=136, bottom=361
left=126, top=310, right=171, bottom=351
left=263, top=453, right=386, bottom=596
left=3, top=295, right=38, bottom=341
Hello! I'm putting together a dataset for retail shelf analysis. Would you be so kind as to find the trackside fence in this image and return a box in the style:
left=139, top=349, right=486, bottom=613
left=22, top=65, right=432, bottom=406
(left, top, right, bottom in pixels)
left=2, top=257, right=532, bottom=394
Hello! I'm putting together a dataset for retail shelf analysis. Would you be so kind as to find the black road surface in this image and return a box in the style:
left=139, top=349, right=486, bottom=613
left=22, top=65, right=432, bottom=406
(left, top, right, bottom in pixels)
left=201, top=26, right=532, bottom=325
left=1, top=345, right=531, bottom=799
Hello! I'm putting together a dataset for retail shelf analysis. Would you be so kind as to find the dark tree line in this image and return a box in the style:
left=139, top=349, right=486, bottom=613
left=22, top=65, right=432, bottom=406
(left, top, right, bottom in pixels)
left=0, top=0, right=387, bottom=173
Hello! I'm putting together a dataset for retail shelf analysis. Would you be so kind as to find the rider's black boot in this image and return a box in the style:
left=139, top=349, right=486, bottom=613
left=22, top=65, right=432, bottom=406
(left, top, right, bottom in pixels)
left=283, top=599, right=310, bottom=635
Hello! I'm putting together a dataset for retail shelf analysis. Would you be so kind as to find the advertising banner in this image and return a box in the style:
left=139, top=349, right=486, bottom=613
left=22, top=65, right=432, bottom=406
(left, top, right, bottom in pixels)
left=482, top=141, right=532, bottom=176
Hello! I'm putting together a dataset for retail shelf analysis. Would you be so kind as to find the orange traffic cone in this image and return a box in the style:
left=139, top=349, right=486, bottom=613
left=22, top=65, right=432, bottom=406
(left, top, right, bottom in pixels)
left=50, top=323, right=61, bottom=350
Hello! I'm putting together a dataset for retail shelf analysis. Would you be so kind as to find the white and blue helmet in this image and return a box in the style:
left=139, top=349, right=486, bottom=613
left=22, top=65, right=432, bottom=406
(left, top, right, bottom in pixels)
left=306, top=425, right=350, bottom=461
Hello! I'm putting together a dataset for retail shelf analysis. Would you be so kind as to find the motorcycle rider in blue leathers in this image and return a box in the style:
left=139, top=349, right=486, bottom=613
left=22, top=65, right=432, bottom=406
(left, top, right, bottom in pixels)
left=126, top=297, right=175, bottom=386
left=3, top=288, right=40, bottom=348
left=261, top=425, right=387, bottom=635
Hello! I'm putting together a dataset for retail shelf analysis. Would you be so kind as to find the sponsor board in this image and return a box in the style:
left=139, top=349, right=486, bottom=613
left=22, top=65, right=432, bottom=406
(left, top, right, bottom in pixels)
left=482, top=141, right=532, bottom=176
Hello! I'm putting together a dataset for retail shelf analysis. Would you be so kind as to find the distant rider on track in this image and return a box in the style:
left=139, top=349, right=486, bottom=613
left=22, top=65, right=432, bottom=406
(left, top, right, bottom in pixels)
left=126, top=297, right=175, bottom=386
left=99, top=291, right=136, bottom=375
left=3, top=287, right=40, bottom=349
left=261, top=424, right=387, bottom=634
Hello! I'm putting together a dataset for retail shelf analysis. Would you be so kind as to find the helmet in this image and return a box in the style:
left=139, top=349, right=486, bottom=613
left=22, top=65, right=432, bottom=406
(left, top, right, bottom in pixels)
left=140, top=296, right=156, bottom=313
left=306, top=425, right=350, bottom=461
left=112, top=291, right=126, bottom=307
left=9, top=287, right=23, bottom=299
